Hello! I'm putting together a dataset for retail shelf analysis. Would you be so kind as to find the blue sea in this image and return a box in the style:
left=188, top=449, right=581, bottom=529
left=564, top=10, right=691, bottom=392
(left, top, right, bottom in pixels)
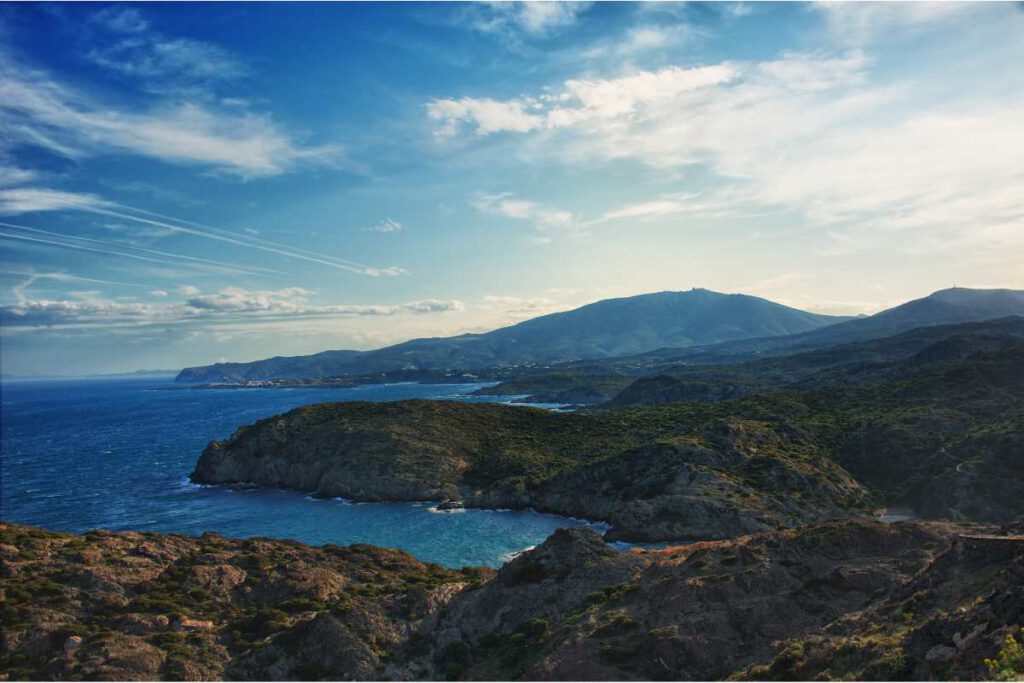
left=0, top=377, right=605, bottom=567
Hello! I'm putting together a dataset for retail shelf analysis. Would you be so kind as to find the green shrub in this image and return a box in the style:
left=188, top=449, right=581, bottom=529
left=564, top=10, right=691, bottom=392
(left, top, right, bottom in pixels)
left=986, top=634, right=1024, bottom=681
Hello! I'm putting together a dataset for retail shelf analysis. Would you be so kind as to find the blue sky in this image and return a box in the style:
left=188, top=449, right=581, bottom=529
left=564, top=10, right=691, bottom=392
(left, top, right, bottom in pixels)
left=1, top=2, right=1022, bottom=375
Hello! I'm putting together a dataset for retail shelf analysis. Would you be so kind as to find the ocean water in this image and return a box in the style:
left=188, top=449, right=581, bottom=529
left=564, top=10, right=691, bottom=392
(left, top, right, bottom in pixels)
left=0, top=377, right=604, bottom=567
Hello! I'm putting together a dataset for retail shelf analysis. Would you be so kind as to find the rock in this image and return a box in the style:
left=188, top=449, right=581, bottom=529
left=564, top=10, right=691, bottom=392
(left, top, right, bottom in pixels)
left=172, top=616, right=215, bottom=631
left=925, top=644, right=957, bottom=664
left=437, top=499, right=463, bottom=511
left=62, top=636, right=82, bottom=653
left=115, top=614, right=170, bottom=635
left=953, top=623, right=987, bottom=651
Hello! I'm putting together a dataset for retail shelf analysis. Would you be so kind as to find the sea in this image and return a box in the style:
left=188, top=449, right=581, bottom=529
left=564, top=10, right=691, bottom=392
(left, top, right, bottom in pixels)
left=0, top=376, right=607, bottom=568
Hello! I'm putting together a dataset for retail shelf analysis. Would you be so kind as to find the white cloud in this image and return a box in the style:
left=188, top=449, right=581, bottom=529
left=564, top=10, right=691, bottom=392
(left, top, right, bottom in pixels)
left=428, top=63, right=735, bottom=138
left=481, top=294, right=567, bottom=319
left=364, top=266, right=410, bottom=277
left=430, top=31, right=1024, bottom=254
left=472, top=192, right=575, bottom=240
left=150, top=289, right=168, bottom=297
left=0, top=187, right=108, bottom=214
left=1, top=286, right=463, bottom=329
left=91, top=7, right=150, bottom=34
left=366, top=218, right=404, bottom=233
left=0, top=164, right=38, bottom=187
left=428, top=98, right=543, bottom=138
left=0, top=52, right=338, bottom=178
left=815, top=2, right=980, bottom=46
left=596, top=199, right=689, bottom=223
left=461, top=2, right=592, bottom=39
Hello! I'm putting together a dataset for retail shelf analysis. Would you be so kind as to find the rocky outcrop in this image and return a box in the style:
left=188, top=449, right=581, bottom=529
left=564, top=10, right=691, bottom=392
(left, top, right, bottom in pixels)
left=0, top=523, right=486, bottom=681
left=4, top=520, right=1022, bottom=681
left=427, top=521, right=1024, bottom=681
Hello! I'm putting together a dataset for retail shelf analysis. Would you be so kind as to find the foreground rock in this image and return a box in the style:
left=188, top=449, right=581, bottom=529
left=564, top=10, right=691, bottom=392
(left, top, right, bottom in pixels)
left=3, top=520, right=1022, bottom=681
left=0, top=523, right=487, bottom=681
left=426, top=521, right=1024, bottom=681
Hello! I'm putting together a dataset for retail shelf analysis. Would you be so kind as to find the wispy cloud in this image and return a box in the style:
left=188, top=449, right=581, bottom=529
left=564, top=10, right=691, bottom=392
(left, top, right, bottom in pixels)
left=457, top=2, right=592, bottom=40
left=471, top=192, right=576, bottom=242
left=480, top=294, right=568, bottom=319
left=85, top=7, right=247, bottom=94
left=815, top=2, right=980, bottom=46
left=0, top=50, right=338, bottom=178
left=365, top=218, right=404, bottom=233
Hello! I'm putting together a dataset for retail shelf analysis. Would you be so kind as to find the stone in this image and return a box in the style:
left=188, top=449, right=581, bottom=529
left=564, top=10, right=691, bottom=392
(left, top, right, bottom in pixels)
left=63, top=636, right=82, bottom=653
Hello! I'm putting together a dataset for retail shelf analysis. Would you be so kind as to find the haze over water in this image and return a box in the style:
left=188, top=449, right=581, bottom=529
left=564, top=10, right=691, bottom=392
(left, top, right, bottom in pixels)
left=0, top=377, right=602, bottom=567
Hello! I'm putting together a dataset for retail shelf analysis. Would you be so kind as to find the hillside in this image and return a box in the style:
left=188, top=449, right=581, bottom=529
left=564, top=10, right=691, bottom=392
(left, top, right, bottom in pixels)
left=176, top=289, right=846, bottom=382
left=476, top=316, right=1024, bottom=405
left=601, top=317, right=1024, bottom=409
left=4, top=521, right=1021, bottom=681
left=599, top=287, right=1024, bottom=369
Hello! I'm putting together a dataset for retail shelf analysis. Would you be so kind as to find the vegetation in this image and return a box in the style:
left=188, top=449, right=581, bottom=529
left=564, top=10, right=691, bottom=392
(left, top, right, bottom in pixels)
left=987, top=634, right=1024, bottom=681
left=195, top=342, right=1024, bottom=539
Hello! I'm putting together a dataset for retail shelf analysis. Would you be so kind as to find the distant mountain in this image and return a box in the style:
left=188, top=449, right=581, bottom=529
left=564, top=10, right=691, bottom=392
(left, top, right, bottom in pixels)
left=593, top=287, right=1024, bottom=368
left=176, top=289, right=847, bottom=382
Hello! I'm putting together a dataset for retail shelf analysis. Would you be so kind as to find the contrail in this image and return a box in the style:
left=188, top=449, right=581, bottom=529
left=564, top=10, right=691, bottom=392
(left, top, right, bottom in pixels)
left=112, top=203, right=389, bottom=273
left=0, top=230, right=271, bottom=277
left=0, top=188, right=406, bottom=276
left=85, top=205, right=384, bottom=276
left=0, top=221, right=280, bottom=277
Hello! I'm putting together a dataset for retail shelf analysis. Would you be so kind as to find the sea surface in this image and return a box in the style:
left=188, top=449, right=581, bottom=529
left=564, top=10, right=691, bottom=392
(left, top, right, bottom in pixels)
left=0, top=377, right=605, bottom=567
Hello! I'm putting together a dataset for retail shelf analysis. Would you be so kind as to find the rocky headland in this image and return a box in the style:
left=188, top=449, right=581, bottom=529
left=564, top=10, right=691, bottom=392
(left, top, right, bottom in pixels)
left=191, top=399, right=871, bottom=542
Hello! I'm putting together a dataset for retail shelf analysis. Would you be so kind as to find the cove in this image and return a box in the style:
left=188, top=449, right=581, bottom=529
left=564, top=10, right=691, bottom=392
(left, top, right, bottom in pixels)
left=0, top=377, right=602, bottom=567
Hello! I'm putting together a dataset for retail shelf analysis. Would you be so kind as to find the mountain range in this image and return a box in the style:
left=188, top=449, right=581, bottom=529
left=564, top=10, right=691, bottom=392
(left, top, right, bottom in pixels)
left=176, top=287, right=1024, bottom=383
left=175, top=289, right=846, bottom=382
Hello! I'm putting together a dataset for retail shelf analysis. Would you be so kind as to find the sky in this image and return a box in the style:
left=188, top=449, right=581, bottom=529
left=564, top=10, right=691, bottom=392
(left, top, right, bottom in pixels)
left=0, top=2, right=1022, bottom=376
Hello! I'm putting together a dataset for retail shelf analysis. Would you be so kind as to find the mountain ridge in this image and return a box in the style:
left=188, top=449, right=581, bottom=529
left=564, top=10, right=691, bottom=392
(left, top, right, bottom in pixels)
left=176, top=289, right=848, bottom=382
